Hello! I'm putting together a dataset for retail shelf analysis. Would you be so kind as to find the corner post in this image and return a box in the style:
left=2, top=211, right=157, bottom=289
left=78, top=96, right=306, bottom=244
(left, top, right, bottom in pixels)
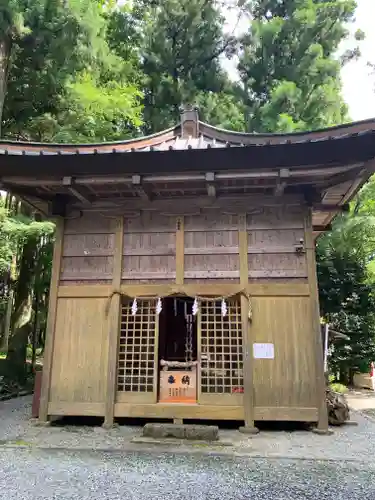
left=103, top=216, right=124, bottom=429
left=238, top=214, right=258, bottom=434
left=175, top=216, right=184, bottom=285
left=39, top=217, right=64, bottom=423
left=304, top=208, right=330, bottom=434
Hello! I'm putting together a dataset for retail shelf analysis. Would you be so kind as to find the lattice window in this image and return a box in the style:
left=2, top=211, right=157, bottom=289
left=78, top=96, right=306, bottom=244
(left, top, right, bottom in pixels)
left=200, top=300, right=243, bottom=394
left=117, top=300, right=156, bottom=393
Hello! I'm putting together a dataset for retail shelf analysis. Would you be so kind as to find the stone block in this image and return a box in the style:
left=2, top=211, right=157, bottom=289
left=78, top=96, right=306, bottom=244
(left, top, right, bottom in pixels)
left=184, top=425, right=219, bottom=441
left=143, top=423, right=185, bottom=439
left=142, top=423, right=219, bottom=441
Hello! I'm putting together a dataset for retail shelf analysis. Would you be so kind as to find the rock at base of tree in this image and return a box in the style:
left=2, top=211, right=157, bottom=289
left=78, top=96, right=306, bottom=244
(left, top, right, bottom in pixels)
left=326, top=388, right=350, bottom=425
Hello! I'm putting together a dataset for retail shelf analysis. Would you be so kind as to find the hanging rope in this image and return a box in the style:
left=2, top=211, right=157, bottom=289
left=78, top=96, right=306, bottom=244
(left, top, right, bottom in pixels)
left=105, top=287, right=252, bottom=320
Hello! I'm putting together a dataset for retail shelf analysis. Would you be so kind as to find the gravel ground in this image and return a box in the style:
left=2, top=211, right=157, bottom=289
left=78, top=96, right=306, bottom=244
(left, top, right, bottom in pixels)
left=2, top=395, right=375, bottom=462
left=0, top=448, right=374, bottom=500
left=2, top=396, right=375, bottom=499
left=0, top=396, right=33, bottom=442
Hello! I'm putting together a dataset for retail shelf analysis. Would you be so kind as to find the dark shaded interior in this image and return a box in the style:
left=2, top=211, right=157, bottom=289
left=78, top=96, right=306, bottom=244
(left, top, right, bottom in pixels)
left=158, top=297, right=197, bottom=362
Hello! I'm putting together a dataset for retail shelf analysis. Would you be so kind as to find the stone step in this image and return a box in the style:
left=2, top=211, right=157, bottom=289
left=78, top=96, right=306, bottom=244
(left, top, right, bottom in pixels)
left=142, top=423, right=219, bottom=441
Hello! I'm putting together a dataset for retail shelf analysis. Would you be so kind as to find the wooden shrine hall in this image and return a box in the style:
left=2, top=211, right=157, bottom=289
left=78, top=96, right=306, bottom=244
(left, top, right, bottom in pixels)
left=1, top=105, right=375, bottom=433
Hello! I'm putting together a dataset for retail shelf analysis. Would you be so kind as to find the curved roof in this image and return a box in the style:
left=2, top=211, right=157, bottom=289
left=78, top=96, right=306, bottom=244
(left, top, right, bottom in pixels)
left=1, top=108, right=375, bottom=234
left=0, top=117, right=375, bottom=155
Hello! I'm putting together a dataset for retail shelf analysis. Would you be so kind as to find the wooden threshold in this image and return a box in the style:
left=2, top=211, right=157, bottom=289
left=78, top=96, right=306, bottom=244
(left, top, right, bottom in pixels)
left=114, top=403, right=244, bottom=420
left=47, top=402, right=318, bottom=423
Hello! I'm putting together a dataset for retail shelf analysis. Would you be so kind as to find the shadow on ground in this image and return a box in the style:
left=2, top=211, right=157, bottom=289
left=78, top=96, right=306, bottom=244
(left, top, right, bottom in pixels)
left=51, top=415, right=310, bottom=432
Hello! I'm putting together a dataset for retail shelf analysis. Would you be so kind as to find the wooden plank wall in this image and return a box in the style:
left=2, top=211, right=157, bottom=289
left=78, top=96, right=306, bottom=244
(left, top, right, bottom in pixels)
left=250, top=296, right=317, bottom=416
left=59, top=206, right=306, bottom=284
left=122, top=212, right=176, bottom=283
left=184, top=211, right=240, bottom=282
left=247, top=206, right=307, bottom=281
left=48, top=297, right=109, bottom=415
left=60, top=213, right=116, bottom=284
left=47, top=203, right=321, bottom=421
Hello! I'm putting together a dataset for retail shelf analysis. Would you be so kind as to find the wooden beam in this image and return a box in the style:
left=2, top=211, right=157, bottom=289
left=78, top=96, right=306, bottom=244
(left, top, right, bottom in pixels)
left=274, top=168, right=289, bottom=197
left=320, top=165, right=365, bottom=190
left=304, top=210, right=330, bottom=433
left=39, top=218, right=64, bottom=423
left=19, top=196, right=49, bottom=217
left=313, top=224, right=332, bottom=232
left=238, top=214, right=258, bottom=434
left=132, top=174, right=151, bottom=201
left=175, top=216, right=184, bottom=285
left=313, top=203, right=349, bottom=212
left=205, top=172, right=216, bottom=197
left=62, top=176, right=91, bottom=205
left=103, top=216, right=124, bottom=429
left=1, top=165, right=355, bottom=188
left=70, top=194, right=305, bottom=213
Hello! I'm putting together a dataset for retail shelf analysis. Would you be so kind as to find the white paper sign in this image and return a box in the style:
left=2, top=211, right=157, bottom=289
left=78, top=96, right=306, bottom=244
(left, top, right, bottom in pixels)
left=253, top=343, right=275, bottom=359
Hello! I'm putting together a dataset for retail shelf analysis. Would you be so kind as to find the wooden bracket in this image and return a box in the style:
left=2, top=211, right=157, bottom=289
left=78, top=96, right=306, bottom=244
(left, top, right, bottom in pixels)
left=274, top=168, right=289, bottom=197
left=132, top=175, right=151, bottom=201
left=205, top=172, right=216, bottom=197
left=63, top=176, right=92, bottom=205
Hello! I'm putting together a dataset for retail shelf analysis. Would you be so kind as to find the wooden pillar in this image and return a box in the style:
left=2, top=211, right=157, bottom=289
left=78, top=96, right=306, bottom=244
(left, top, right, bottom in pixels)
left=304, top=209, right=331, bottom=434
left=175, top=216, right=184, bottom=285
left=103, top=216, right=124, bottom=429
left=238, top=214, right=258, bottom=434
left=39, top=217, right=64, bottom=423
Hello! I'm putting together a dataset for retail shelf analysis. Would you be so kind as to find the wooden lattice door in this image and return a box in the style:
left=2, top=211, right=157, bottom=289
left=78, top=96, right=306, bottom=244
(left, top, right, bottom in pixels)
left=198, top=300, right=244, bottom=406
left=116, top=299, right=158, bottom=404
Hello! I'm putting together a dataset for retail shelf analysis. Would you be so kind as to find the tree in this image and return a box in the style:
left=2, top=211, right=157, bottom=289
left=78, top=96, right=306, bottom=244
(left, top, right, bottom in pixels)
left=317, top=205, right=375, bottom=383
left=112, top=0, right=239, bottom=132
left=24, top=72, right=143, bottom=142
left=1, top=0, right=143, bottom=141
left=238, top=0, right=359, bottom=132
left=0, top=195, right=54, bottom=384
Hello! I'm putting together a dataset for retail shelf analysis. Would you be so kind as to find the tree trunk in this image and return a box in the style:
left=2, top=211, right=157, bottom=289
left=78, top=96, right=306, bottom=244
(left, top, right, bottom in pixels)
left=4, top=236, right=38, bottom=385
left=0, top=35, right=12, bottom=136
left=0, top=289, right=13, bottom=352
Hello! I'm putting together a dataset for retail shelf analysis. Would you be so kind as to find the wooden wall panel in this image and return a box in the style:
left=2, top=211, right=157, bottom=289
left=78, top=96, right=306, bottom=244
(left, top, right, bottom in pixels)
left=250, top=296, right=317, bottom=409
left=184, top=211, right=240, bottom=283
left=63, top=234, right=115, bottom=256
left=246, top=206, right=305, bottom=230
left=61, top=256, right=114, bottom=280
left=247, top=207, right=307, bottom=280
left=65, top=213, right=116, bottom=234
left=49, top=297, right=109, bottom=408
left=61, top=213, right=115, bottom=284
left=122, top=213, right=176, bottom=283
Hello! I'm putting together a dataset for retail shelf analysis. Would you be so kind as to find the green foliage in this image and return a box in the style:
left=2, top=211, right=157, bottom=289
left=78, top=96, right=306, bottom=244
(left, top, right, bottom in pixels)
left=1, top=0, right=143, bottom=141
left=239, top=0, right=357, bottom=132
left=25, top=72, right=143, bottom=142
left=317, top=187, right=375, bottom=382
left=195, top=90, right=246, bottom=131
left=329, top=383, right=348, bottom=394
left=126, top=0, right=239, bottom=132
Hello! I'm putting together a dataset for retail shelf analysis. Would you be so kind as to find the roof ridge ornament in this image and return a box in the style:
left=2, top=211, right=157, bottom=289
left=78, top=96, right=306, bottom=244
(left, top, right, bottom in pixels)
left=179, top=103, right=199, bottom=139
